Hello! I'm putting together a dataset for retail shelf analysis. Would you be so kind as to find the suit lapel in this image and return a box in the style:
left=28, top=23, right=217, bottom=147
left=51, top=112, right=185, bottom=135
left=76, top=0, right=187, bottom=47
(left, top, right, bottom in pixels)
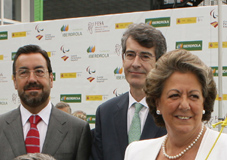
left=4, top=108, right=26, bottom=157
left=42, top=106, right=68, bottom=155
left=113, top=92, right=129, bottom=156
left=140, top=112, right=158, bottom=139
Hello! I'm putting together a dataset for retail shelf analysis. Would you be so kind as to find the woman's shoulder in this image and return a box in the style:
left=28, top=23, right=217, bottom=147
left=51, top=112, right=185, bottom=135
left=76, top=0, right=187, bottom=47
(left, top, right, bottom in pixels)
left=127, top=136, right=166, bottom=151
left=206, top=127, right=227, bottom=138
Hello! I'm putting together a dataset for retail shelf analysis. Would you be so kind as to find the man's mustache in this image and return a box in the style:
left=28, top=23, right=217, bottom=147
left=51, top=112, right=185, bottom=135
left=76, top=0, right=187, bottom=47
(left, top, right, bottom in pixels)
left=24, top=83, right=43, bottom=90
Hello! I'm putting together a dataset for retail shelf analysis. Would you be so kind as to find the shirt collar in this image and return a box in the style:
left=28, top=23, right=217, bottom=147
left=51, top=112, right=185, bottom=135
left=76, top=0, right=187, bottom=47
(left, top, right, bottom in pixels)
left=20, top=101, right=52, bottom=126
left=128, top=91, right=148, bottom=109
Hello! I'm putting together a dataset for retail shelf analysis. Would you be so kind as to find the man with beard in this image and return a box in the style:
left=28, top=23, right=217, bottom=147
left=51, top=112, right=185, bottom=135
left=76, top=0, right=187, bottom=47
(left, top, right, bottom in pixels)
left=0, top=45, right=92, bottom=160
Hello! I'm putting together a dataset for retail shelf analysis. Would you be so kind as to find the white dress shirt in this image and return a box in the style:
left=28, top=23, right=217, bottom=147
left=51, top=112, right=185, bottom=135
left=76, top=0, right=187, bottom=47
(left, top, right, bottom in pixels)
left=127, top=92, right=149, bottom=133
left=20, top=101, right=52, bottom=152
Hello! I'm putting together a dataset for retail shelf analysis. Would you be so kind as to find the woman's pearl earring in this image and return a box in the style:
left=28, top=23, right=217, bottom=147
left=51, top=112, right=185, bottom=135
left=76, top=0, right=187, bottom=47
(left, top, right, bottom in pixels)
left=156, top=110, right=161, bottom=115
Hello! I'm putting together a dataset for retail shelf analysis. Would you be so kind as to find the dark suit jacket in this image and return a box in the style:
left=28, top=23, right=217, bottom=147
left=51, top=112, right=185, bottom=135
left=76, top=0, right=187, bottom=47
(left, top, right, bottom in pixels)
left=0, top=106, right=92, bottom=160
left=91, top=92, right=167, bottom=160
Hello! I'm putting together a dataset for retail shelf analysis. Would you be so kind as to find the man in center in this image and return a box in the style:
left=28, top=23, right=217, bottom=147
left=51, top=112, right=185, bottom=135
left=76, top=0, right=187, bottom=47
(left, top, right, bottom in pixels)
left=91, top=23, right=167, bottom=160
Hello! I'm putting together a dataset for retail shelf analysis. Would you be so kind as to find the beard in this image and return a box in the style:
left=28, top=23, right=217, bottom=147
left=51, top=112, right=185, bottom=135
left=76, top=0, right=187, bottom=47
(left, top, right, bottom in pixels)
left=18, top=83, right=50, bottom=108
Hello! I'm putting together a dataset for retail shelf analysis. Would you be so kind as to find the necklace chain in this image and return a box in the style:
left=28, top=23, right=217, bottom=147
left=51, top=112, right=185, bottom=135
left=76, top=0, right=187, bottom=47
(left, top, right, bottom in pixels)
left=162, top=124, right=204, bottom=159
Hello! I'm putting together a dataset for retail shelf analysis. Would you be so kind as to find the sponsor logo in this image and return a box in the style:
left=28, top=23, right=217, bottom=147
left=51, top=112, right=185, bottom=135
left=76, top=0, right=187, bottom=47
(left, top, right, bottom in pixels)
left=87, top=21, right=110, bottom=34
left=53, top=73, right=56, bottom=81
left=176, top=40, right=202, bottom=51
left=60, top=94, right=81, bottom=103
left=216, top=94, right=227, bottom=101
left=114, top=67, right=125, bottom=80
left=12, top=52, right=16, bottom=60
left=114, top=67, right=123, bottom=74
left=60, top=45, right=70, bottom=61
left=0, top=31, right=8, bottom=40
left=115, top=22, right=133, bottom=29
left=146, top=17, right=170, bottom=27
left=0, top=73, right=7, bottom=83
left=87, top=45, right=109, bottom=58
left=12, top=93, right=20, bottom=104
left=211, top=66, right=227, bottom=76
left=12, top=31, right=26, bottom=38
left=87, top=77, right=95, bottom=82
left=36, top=35, right=43, bottom=40
left=35, top=24, right=44, bottom=33
left=86, top=95, right=103, bottom=101
left=87, top=46, right=96, bottom=53
left=209, top=42, right=227, bottom=48
left=47, top=52, right=51, bottom=57
left=61, top=24, right=82, bottom=37
left=0, top=55, right=3, bottom=60
left=86, top=66, right=96, bottom=82
left=113, top=88, right=124, bottom=97
left=60, top=72, right=77, bottom=78
left=88, top=22, right=94, bottom=34
left=115, top=44, right=122, bottom=56
left=0, top=98, right=8, bottom=105
left=87, top=115, right=96, bottom=123
left=46, top=51, right=57, bottom=57
left=61, top=56, right=69, bottom=61
left=61, top=25, right=69, bottom=32
left=176, top=17, right=197, bottom=24
left=210, top=21, right=218, bottom=28
left=210, top=9, right=218, bottom=28
left=86, top=66, right=96, bottom=74
left=60, top=45, right=70, bottom=53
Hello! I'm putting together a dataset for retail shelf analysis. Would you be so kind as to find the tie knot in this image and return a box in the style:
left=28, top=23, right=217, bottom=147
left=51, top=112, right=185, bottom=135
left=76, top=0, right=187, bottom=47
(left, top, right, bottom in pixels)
left=134, top=103, right=143, bottom=113
left=29, top=115, right=41, bottom=125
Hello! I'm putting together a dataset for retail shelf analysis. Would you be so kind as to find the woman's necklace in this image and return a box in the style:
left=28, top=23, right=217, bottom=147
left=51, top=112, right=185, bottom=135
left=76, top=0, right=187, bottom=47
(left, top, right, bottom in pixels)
left=162, top=124, right=204, bottom=159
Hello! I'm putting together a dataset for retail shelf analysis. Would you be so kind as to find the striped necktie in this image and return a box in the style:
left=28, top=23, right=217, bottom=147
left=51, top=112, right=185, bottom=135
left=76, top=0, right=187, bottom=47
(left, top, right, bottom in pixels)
left=25, top=115, right=41, bottom=153
left=128, top=103, right=143, bottom=144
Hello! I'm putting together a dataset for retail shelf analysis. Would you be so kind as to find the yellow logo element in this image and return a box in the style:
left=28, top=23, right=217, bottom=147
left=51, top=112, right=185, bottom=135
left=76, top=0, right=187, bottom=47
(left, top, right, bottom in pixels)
left=47, top=52, right=51, bottom=57
left=86, top=95, right=103, bottom=101
left=60, top=72, right=77, bottom=78
left=216, top=94, right=227, bottom=100
left=115, top=22, right=133, bottom=29
left=12, top=32, right=26, bottom=38
left=176, top=17, right=197, bottom=24
left=209, top=42, right=227, bottom=48
left=0, top=55, right=3, bottom=60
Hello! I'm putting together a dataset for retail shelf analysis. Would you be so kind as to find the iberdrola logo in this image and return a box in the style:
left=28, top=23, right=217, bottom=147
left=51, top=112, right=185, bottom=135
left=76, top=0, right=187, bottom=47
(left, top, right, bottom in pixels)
left=87, top=46, right=95, bottom=53
left=114, top=67, right=123, bottom=74
left=176, top=43, right=183, bottom=49
left=61, top=25, right=69, bottom=32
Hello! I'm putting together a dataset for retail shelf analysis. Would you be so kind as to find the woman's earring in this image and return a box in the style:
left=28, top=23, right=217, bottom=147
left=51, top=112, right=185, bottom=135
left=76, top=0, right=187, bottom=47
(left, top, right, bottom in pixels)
left=203, top=110, right=205, bottom=114
left=156, top=110, right=161, bottom=115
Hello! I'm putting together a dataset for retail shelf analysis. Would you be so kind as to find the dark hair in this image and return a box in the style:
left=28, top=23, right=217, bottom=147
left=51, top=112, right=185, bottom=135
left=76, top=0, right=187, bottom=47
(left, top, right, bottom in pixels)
left=121, top=23, right=167, bottom=61
left=144, top=49, right=217, bottom=127
left=13, top=44, right=52, bottom=76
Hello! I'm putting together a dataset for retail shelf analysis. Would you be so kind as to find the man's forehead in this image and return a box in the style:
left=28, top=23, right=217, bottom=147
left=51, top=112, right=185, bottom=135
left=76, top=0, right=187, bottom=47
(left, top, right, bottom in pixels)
left=15, top=53, right=47, bottom=68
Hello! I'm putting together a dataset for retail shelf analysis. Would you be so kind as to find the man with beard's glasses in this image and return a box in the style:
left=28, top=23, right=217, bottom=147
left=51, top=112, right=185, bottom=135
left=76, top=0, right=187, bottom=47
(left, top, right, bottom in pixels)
left=0, top=44, right=92, bottom=160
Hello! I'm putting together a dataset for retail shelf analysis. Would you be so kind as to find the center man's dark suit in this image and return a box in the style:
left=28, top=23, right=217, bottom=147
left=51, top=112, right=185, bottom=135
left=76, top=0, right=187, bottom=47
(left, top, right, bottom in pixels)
left=91, top=92, right=167, bottom=160
left=0, top=106, right=92, bottom=160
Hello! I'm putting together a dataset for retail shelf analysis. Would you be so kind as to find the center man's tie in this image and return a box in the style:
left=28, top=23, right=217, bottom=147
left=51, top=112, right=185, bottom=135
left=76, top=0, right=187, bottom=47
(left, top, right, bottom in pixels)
left=128, top=103, right=143, bottom=144
left=25, top=115, right=41, bottom=153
